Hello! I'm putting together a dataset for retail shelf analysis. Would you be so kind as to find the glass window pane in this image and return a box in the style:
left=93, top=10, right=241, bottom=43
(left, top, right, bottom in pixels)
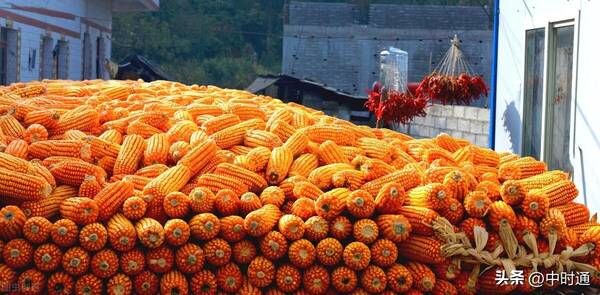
left=546, top=25, right=574, bottom=173
left=522, top=28, right=545, bottom=158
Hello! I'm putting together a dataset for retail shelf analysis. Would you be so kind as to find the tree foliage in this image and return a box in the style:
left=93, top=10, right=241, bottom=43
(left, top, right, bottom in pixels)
left=112, top=0, right=283, bottom=88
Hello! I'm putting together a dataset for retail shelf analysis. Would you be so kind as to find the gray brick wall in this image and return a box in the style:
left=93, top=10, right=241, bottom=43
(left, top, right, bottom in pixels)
left=395, top=104, right=490, bottom=147
left=283, top=1, right=492, bottom=108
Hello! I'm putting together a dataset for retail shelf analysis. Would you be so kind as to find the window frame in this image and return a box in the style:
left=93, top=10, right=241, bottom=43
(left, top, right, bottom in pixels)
left=520, top=10, right=580, bottom=173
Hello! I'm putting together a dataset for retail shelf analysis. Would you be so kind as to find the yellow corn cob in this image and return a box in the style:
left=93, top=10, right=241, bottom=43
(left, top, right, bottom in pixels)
left=266, top=146, right=294, bottom=185
left=0, top=114, right=25, bottom=139
left=113, top=135, right=146, bottom=175
left=194, top=173, right=249, bottom=196
left=539, top=208, right=567, bottom=237
left=432, top=133, right=461, bottom=153
left=269, top=119, right=296, bottom=142
left=209, top=118, right=265, bottom=149
left=308, top=163, right=354, bottom=190
left=201, top=114, right=241, bottom=135
left=126, top=120, right=162, bottom=138
left=245, top=146, right=271, bottom=172
left=49, top=159, right=107, bottom=187
left=331, top=169, right=364, bottom=190
left=453, top=145, right=500, bottom=167
left=84, top=136, right=121, bottom=160
left=357, top=138, right=393, bottom=162
left=229, top=145, right=253, bottom=155
left=95, top=180, right=135, bottom=221
left=398, top=206, right=439, bottom=236
left=244, top=204, right=282, bottom=237
left=360, top=167, right=422, bottom=196
left=282, top=130, right=309, bottom=157
left=317, top=140, right=349, bottom=165
left=315, top=188, right=351, bottom=220
left=189, top=130, right=209, bottom=146
left=244, top=130, right=283, bottom=150
left=227, top=103, right=266, bottom=121
left=98, top=129, right=123, bottom=144
left=266, top=107, right=294, bottom=130
left=500, top=170, right=569, bottom=206
left=301, top=124, right=356, bottom=146
left=406, top=183, right=450, bottom=210
left=498, top=157, right=547, bottom=181
left=50, top=109, right=100, bottom=136
left=143, top=164, right=192, bottom=201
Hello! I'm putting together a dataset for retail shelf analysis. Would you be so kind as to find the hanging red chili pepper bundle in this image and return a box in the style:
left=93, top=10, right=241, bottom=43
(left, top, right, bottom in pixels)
left=365, top=82, right=428, bottom=125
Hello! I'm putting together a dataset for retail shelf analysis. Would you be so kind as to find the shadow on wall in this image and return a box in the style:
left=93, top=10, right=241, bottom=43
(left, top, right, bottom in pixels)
left=502, top=100, right=521, bottom=152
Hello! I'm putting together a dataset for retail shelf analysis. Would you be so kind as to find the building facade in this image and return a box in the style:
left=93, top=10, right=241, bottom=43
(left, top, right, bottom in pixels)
left=0, top=0, right=158, bottom=84
left=494, top=0, right=600, bottom=212
left=282, top=1, right=492, bottom=107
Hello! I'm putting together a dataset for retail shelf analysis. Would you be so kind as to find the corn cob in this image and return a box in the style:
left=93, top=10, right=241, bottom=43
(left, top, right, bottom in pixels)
left=301, top=124, right=356, bottom=146
left=275, top=264, right=302, bottom=293
left=94, top=180, right=134, bottom=221
left=374, top=182, right=406, bottom=214
left=397, top=235, right=445, bottom=264
left=5, top=139, right=28, bottom=159
left=189, top=213, right=221, bottom=241
left=498, top=157, right=547, bottom=181
left=59, top=197, right=99, bottom=225
left=0, top=205, right=26, bottom=241
left=22, top=216, right=51, bottom=244
left=244, top=204, right=282, bottom=237
left=63, top=129, right=87, bottom=140
left=243, top=146, right=271, bottom=172
left=406, top=262, right=436, bottom=292
left=209, top=118, right=265, bottom=149
left=49, top=160, right=106, bottom=187
left=214, top=189, right=241, bottom=216
left=134, top=270, right=160, bottom=295
left=313, top=188, right=351, bottom=220
left=78, top=222, right=107, bottom=252
left=46, top=272, right=74, bottom=295
left=0, top=114, right=25, bottom=139
left=553, top=202, right=590, bottom=226
left=142, top=133, right=169, bottom=165
left=398, top=206, right=439, bottom=236
left=107, top=213, right=137, bottom=252
left=50, top=218, right=79, bottom=248
left=331, top=266, right=358, bottom=293
left=0, top=167, right=52, bottom=201
left=281, top=130, right=309, bottom=157
left=342, top=241, right=371, bottom=271
left=406, top=183, right=449, bottom=210
left=135, top=217, right=165, bottom=249
left=488, top=201, right=518, bottom=231
left=126, top=120, right=162, bottom=138
left=265, top=146, right=293, bottom=184
left=29, top=139, right=92, bottom=162
left=74, top=273, right=103, bottom=295
left=259, top=231, right=288, bottom=261
left=317, top=140, right=349, bottom=165
left=527, top=179, right=579, bottom=208
left=33, top=243, right=62, bottom=272
left=244, top=129, right=283, bottom=150
left=227, top=103, right=266, bottom=121
left=478, top=267, right=517, bottom=294
left=287, top=238, right=316, bottom=269
left=23, top=123, right=49, bottom=143
left=61, top=246, right=90, bottom=276
left=164, top=219, right=190, bottom=247
left=23, top=109, right=60, bottom=129
left=376, top=214, right=412, bottom=243
left=361, top=167, right=422, bottom=196
left=166, top=120, right=198, bottom=143
left=269, top=119, right=296, bottom=142
left=307, top=163, right=353, bottom=190
left=500, top=170, right=568, bottom=205
left=202, top=114, right=241, bottom=135
left=135, top=163, right=169, bottom=178
left=386, top=264, right=414, bottom=293
left=142, top=164, right=192, bottom=204
left=214, top=163, right=267, bottom=193
left=16, top=268, right=46, bottom=295
left=91, top=249, right=120, bottom=279
left=113, top=134, right=146, bottom=175
left=177, top=138, right=217, bottom=174
left=329, top=215, right=352, bottom=240
left=216, top=262, right=243, bottom=293
left=260, top=186, right=286, bottom=208
left=540, top=208, right=567, bottom=238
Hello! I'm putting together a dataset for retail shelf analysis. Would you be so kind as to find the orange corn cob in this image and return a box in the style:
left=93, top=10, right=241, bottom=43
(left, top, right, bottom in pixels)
left=95, top=180, right=134, bottom=221
left=361, top=265, right=387, bottom=294
left=133, top=270, right=159, bottom=295
left=387, top=264, right=414, bottom=293
left=218, top=215, right=245, bottom=243
left=521, top=190, right=550, bottom=220
left=460, top=217, right=487, bottom=243
left=540, top=208, right=567, bottom=237
left=63, top=129, right=87, bottom=140
left=188, top=187, right=216, bottom=214
left=247, top=256, right=275, bottom=288
left=17, top=268, right=46, bottom=295
left=135, top=218, right=165, bottom=249
left=46, top=272, right=74, bottom=295
left=398, top=235, right=445, bottom=264
left=50, top=218, right=78, bottom=248
left=376, top=214, right=412, bottom=243
left=433, top=133, right=461, bottom=152
left=244, top=204, right=281, bottom=237
left=0, top=205, right=26, bottom=240
left=514, top=215, right=539, bottom=244
left=49, top=160, right=107, bottom=187
left=501, top=170, right=569, bottom=205
left=331, top=169, right=364, bottom=190
left=146, top=245, right=174, bottom=274
left=33, top=243, right=62, bottom=272
left=107, top=213, right=137, bottom=252
left=174, top=243, right=204, bottom=274
left=189, top=270, right=217, bottom=295
left=370, top=239, right=398, bottom=267
left=304, top=216, right=329, bottom=242
left=62, top=246, right=90, bottom=276
left=464, top=190, right=491, bottom=218
left=122, top=196, right=147, bottom=220
left=443, top=169, right=470, bottom=200
left=498, top=157, right=547, bottom=181
left=352, top=218, right=379, bottom=244
left=212, top=189, right=239, bottom=217
left=244, top=129, right=283, bottom=150
left=434, top=260, right=459, bottom=281
left=23, top=109, right=60, bottom=129
left=406, top=262, right=436, bottom=292
left=331, top=266, right=358, bottom=293
left=0, top=114, right=25, bottom=139
left=342, top=241, right=371, bottom=271
left=313, top=237, right=343, bottom=267
left=360, top=158, right=396, bottom=181
left=291, top=198, right=316, bottom=220
left=269, top=119, right=296, bottom=142
left=159, top=271, right=188, bottom=295
left=0, top=167, right=52, bottom=201
left=30, top=140, right=93, bottom=163
left=3, top=238, right=33, bottom=269
left=227, top=103, right=266, bottom=121
left=143, top=133, right=169, bottom=165
left=330, top=215, right=352, bottom=240
left=113, top=135, right=146, bottom=175
left=302, top=265, right=330, bottom=294
left=202, top=114, right=241, bottom=135
left=168, top=140, right=190, bottom=163
left=98, top=129, right=123, bottom=144
left=275, top=264, right=302, bottom=293
left=21, top=185, right=77, bottom=219
left=528, top=179, right=579, bottom=208
left=79, top=223, right=108, bottom=252
left=553, top=202, right=590, bottom=226
left=308, top=163, right=353, bottom=190
left=161, top=191, right=189, bottom=218
left=60, top=197, right=99, bottom=225
left=5, top=139, right=28, bottom=158
left=216, top=262, right=243, bottom=293
left=91, top=249, right=120, bottom=279
left=488, top=201, right=518, bottom=231
left=288, top=238, right=316, bottom=269
left=78, top=175, right=102, bottom=199
left=135, top=163, right=169, bottom=178
left=315, top=188, right=351, bottom=220
left=164, top=219, right=190, bottom=247
left=166, top=120, right=198, bottom=143
left=107, top=273, right=133, bottom=295
left=214, top=162, right=267, bottom=192
left=478, top=267, right=517, bottom=294
left=398, top=206, right=439, bottom=236
left=292, top=181, right=324, bottom=201
left=23, top=124, right=48, bottom=143
left=126, top=120, right=162, bottom=138
left=189, top=213, right=221, bottom=241
left=22, top=216, right=52, bottom=244
left=317, top=140, right=349, bottom=164
left=244, top=146, right=271, bottom=171
left=374, top=182, right=406, bottom=214
left=277, top=214, right=305, bottom=241
left=454, top=145, right=500, bottom=167
left=229, top=144, right=253, bottom=155
left=74, top=273, right=103, bottom=295
left=259, top=231, right=287, bottom=261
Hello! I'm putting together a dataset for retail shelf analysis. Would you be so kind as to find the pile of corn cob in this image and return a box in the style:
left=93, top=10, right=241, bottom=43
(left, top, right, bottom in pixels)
left=0, top=79, right=598, bottom=294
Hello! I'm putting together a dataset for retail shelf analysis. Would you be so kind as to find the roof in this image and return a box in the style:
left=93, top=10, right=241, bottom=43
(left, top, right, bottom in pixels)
left=246, top=74, right=367, bottom=101
left=116, top=55, right=173, bottom=82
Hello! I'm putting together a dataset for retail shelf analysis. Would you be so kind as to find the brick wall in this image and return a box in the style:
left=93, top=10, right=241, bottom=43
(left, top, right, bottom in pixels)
left=394, top=104, right=490, bottom=147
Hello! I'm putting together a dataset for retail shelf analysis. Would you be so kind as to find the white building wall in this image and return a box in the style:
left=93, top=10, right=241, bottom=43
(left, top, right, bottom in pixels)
left=0, top=0, right=114, bottom=82
left=496, top=0, right=600, bottom=212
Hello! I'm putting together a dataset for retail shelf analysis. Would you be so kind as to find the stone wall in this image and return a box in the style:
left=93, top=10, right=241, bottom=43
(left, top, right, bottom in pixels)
left=394, top=104, right=490, bottom=147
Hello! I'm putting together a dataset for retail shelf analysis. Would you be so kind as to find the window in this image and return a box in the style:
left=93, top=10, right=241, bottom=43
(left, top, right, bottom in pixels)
left=545, top=23, right=574, bottom=173
left=0, top=28, right=7, bottom=85
left=522, top=28, right=545, bottom=158
left=54, top=40, right=69, bottom=79
left=0, top=27, right=18, bottom=85
left=40, top=36, right=54, bottom=79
